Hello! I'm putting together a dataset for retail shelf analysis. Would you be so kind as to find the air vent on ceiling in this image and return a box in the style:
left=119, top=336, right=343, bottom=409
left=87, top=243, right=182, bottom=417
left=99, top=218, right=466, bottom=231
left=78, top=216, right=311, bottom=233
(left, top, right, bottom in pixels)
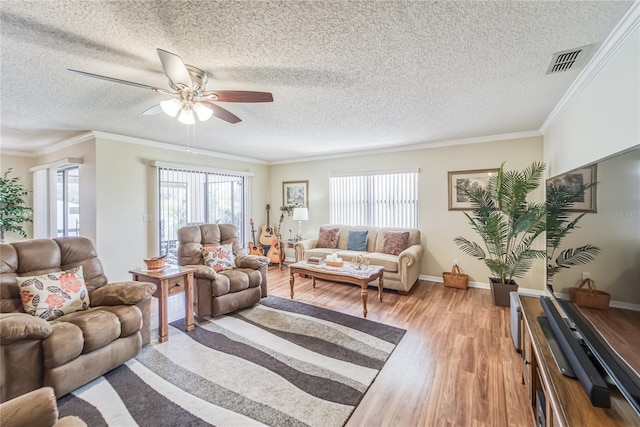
left=546, top=45, right=594, bottom=74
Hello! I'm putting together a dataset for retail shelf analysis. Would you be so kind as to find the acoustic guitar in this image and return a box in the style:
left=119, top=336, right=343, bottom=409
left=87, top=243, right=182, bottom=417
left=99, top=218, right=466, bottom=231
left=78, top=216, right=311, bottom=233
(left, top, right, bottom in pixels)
left=267, top=213, right=286, bottom=265
left=259, top=204, right=274, bottom=246
left=248, top=219, right=263, bottom=256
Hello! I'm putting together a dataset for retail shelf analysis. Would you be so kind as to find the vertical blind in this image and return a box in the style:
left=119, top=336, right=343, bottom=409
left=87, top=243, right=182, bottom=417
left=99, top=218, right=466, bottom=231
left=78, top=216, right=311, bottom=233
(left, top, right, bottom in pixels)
left=329, top=170, right=419, bottom=228
left=158, top=167, right=246, bottom=261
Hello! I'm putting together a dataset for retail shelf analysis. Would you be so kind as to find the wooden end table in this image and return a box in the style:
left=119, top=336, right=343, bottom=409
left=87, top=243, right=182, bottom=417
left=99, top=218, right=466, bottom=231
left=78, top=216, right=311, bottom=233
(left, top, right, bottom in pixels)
left=288, top=261, right=384, bottom=317
left=129, top=266, right=195, bottom=343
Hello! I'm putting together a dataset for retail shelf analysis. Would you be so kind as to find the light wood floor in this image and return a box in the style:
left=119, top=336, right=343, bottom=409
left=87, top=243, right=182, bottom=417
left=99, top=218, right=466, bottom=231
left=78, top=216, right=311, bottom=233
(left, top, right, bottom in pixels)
left=267, top=266, right=535, bottom=427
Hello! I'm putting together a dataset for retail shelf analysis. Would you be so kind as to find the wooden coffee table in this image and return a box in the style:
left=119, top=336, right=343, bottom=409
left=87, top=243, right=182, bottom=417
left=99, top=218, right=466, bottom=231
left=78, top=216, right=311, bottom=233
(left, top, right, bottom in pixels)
left=288, top=261, right=384, bottom=317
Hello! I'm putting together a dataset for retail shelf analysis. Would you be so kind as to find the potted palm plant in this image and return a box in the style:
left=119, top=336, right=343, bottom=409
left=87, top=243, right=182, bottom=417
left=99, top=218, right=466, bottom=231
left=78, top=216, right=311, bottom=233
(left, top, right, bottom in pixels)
left=454, top=162, right=547, bottom=306
left=546, top=181, right=600, bottom=282
left=0, top=168, right=32, bottom=243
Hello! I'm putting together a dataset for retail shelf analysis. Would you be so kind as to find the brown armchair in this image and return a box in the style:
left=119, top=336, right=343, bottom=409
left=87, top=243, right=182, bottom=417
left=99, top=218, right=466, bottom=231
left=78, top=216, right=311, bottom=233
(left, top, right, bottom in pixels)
left=0, top=237, right=156, bottom=402
left=177, top=224, right=269, bottom=318
left=0, top=386, right=86, bottom=427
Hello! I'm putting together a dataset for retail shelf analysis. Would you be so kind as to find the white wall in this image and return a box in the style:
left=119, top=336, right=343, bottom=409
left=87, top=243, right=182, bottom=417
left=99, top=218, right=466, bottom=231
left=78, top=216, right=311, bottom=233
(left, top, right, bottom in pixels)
left=270, top=136, right=546, bottom=291
left=543, top=27, right=640, bottom=305
left=91, top=135, right=270, bottom=281
left=544, top=27, right=639, bottom=177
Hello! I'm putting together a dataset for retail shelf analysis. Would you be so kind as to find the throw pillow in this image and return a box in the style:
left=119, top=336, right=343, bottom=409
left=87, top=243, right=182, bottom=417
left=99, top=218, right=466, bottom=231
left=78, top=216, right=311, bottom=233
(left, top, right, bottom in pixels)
left=316, top=227, right=340, bottom=249
left=347, top=230, right=368, bottom=251
left=381, top=231, right=410, bottom=255
left=202, top=244, right=236, bottom=272
left=17, top=266, right=90, bottom=320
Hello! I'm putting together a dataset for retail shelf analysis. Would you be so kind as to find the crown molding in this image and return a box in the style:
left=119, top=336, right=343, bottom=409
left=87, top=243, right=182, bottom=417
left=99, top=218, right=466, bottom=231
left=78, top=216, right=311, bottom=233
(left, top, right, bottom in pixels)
left=91, top=131, right=269, bottom=165
left=539, top=1, right=640, bottom=134
left=269, top=130, right=542, bottom=165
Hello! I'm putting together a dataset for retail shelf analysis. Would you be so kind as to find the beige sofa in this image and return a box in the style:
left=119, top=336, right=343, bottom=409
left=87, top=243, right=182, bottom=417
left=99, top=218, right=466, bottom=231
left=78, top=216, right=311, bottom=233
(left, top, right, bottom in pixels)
left=294, top=224, right=423, bottom=293
left=178, top=223, right=270, bottom=318
left=0, top=237, right=156, bottom=402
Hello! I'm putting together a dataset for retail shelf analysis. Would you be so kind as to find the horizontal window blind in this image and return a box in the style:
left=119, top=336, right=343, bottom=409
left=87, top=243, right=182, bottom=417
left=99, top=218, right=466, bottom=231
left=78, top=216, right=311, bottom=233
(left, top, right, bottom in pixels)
left=330, top=170, right=418, bottom=228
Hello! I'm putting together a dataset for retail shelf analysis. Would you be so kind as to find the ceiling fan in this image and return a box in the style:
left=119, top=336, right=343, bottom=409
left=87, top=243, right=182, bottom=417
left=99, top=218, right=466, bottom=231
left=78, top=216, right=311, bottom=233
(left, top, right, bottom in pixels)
left=68, top=48, right=273, bottom=125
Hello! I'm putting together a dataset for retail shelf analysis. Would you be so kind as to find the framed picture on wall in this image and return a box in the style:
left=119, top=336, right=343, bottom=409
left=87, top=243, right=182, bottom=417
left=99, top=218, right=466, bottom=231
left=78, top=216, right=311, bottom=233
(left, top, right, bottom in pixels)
left=282, top=180, right=308, bottom=208
left=448, top=168, right=499, bottom=210
left=546, top=165, right=597, bottom=212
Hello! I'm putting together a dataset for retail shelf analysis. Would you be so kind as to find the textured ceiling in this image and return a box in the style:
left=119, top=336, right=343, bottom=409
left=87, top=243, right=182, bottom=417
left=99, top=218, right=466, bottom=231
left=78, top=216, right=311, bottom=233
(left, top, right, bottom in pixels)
left=0, top=1, right=634, bottom=162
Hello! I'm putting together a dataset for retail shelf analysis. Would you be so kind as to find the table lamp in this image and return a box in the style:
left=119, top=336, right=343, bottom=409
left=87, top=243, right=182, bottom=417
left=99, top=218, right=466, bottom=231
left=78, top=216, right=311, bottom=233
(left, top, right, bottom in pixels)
left=292, top=207, right=309, bottom=241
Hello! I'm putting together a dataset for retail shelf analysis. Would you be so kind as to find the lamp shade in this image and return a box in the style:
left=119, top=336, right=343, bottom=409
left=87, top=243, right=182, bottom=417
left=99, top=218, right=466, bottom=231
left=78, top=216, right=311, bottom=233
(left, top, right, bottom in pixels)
left=193, top=102, right=213, bottom=121
left=160, top=98, right=182, bottom=117
left=292, top=207, right=309, bottom=221
left=178, top=108, right=195, bottom=125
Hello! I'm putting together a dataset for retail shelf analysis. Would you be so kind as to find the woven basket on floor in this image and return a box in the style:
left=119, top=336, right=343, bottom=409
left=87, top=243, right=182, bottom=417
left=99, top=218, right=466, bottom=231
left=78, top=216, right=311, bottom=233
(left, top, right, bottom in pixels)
left=569, top=278, right=610, bottom=310
left=443, top=264, right=469, bottom=289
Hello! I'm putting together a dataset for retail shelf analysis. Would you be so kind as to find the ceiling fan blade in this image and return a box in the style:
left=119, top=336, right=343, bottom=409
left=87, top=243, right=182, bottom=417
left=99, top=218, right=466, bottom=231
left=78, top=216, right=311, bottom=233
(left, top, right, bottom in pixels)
left=157, top=48, right=193, bottom=89
left=212, top=91, right=274, bottom=103
left=67, top=69, right=157, bottom=91
left=142, top=104, right=163, bottom=115
left=201, top=101, right=242, bottom=124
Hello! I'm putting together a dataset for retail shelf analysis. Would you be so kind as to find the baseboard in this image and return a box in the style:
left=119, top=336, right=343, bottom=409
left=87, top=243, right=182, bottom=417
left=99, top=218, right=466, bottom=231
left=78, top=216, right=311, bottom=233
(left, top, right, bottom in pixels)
left=421, top=274, right=489, bottom=289
left=419, top=275, right=638, bottom=310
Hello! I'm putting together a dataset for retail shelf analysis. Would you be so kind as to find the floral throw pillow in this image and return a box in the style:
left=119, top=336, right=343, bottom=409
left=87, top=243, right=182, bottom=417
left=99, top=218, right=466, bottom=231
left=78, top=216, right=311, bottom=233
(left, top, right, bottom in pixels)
left=202, top=244, right=236, bottom=272
left=16, top=266, right=90, bottom=320
left=381, top=231, right=410, bottom=256
left=317, top=227, right=340, bottom=249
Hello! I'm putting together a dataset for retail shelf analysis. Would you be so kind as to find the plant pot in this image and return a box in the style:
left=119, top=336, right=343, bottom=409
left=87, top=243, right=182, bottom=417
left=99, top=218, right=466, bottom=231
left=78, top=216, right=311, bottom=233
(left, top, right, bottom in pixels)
left=489, top=278, right=518, bottom=307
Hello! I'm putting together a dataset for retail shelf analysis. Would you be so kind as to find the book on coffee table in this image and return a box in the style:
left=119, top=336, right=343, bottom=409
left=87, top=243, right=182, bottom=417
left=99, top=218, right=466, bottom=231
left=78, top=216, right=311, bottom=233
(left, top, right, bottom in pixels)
left=307, top=256, right=324, bottom=265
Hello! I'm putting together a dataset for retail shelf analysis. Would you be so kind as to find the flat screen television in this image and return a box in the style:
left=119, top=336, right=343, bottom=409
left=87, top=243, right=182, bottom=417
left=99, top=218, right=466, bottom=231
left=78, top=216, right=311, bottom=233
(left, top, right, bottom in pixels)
left=542, top=145, right=640, bottom=415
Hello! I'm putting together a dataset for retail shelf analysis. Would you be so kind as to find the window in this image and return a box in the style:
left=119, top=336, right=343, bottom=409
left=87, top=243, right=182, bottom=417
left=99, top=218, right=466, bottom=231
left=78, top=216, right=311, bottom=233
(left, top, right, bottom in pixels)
left=330, top=170, right=418, bottom=228
left=31, top=158, right=82, bottom=238
left=157, top=166, right=248, bottom=262
left=56, top=166, right=80, bottom=236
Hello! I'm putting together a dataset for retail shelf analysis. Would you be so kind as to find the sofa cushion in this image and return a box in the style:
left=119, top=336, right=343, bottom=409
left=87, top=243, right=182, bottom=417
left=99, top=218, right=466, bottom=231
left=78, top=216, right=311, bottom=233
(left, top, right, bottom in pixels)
left=17, top=266, right=90, bottom=320
left=363, top=253, right=399, bottom=273
left=221, top=270, right=250, bottom=293
left=202, top=244, right=236, bottom=272
left=347, top=230, right=368, bottom=251
left=316, top=227, right=339, bottom=248
left=381, top=231, right=410, bottom=255
left=236, top=268, right=263, bottom=289
left=43, top=322, right=84, bottom=369
left=98, top=305, right=143, bottom=338
left=59, top=308, right=121, bottom=353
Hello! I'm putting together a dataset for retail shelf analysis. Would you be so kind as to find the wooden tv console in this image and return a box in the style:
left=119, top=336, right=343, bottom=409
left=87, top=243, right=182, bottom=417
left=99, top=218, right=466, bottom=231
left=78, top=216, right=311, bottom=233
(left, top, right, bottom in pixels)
left=518, top=296, right=640, bottom=426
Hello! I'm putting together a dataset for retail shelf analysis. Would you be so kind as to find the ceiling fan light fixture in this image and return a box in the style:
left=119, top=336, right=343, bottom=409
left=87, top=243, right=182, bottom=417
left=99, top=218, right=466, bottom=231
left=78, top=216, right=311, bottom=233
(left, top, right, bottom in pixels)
left=193, top=102, right=213, bottom=121
left=160, top=98, right=182, bottom=117
left=178, top=108, right=195, bottom=125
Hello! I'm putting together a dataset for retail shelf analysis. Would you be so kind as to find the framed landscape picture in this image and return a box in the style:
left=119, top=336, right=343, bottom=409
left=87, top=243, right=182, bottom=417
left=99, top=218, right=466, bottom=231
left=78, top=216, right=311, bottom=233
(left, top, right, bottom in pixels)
left=282, top=180, right=308, bottom=208
left=546, top=165, right=597, bottom=212
left=448, top=168, right=499, bottom=210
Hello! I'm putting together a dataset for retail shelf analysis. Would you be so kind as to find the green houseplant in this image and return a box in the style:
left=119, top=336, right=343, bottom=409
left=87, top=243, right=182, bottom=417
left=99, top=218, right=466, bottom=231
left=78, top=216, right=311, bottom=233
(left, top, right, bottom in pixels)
left=454, top=162, right=547, bottom=306
left=0, top=168, right=33, bottom=243
left=546, top=181, right=600, bottom=282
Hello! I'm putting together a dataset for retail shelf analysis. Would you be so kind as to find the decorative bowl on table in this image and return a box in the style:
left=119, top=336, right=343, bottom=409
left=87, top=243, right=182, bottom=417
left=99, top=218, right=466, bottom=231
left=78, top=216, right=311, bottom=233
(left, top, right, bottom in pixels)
left=143, top=255, right=166, bottom=271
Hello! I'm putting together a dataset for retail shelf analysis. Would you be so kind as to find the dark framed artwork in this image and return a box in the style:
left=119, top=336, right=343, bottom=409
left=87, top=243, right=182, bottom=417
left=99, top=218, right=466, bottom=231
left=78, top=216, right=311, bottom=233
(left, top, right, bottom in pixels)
left=448, top=168, right=499, bottom=210
left=547, top=165, right=597, bottom=212
left=282, top=180, right=308, bottom=208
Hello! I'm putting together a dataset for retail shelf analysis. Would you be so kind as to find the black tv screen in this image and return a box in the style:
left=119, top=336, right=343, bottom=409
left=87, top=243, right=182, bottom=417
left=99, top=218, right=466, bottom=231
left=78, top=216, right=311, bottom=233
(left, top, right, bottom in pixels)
left=545, top=145, right=640, bottom=414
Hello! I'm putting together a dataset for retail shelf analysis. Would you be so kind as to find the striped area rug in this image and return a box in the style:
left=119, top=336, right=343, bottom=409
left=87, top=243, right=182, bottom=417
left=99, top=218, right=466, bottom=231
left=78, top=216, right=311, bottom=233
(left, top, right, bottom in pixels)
left=58, top=296, right=405, bottom=426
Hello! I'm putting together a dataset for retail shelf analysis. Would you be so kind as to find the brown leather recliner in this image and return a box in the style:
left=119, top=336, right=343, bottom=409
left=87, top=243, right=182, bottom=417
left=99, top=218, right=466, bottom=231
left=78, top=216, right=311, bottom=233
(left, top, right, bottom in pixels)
left=0, top=386, right=86, bottom=427
left=177, top=224, right=269, bottom=318
left=0, top=237, right=156, bottom=402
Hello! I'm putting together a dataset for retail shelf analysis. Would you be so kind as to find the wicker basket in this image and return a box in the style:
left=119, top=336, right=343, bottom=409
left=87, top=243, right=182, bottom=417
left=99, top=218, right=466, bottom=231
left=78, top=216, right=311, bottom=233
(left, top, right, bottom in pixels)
left=569, top=278, right=610, bottom=310
left=443, top=265, right=469, bottom=289
left=144, top=256, right=166, bottom=271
